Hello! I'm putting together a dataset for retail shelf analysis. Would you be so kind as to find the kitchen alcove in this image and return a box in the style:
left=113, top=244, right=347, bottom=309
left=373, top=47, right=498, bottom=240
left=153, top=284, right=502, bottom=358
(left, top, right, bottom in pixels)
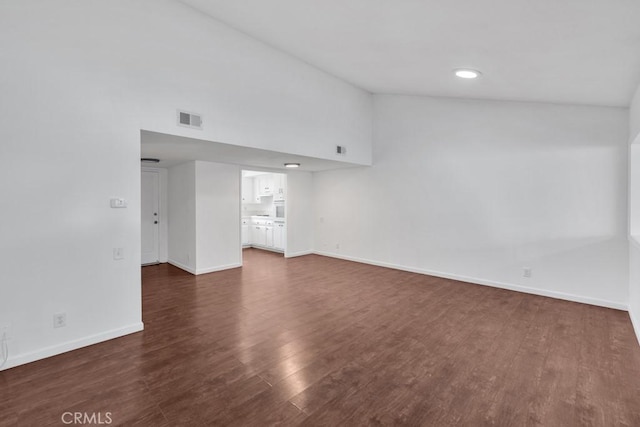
left=241, top=170, right=287, bottom=255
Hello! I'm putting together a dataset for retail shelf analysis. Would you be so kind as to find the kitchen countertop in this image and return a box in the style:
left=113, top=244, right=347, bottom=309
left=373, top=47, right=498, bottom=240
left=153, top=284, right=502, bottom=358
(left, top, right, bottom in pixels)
left=246, top=215, right=285, bottom=222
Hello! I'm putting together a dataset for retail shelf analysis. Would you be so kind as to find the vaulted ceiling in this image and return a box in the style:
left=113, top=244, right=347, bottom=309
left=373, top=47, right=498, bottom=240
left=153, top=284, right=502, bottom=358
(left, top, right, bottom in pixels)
left=180, top=0, right=640, bottom=107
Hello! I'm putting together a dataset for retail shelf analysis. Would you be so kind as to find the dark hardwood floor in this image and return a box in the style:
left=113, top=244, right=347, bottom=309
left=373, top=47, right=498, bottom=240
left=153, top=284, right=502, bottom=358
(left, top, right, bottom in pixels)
left=2, top=248, right=640, bottom=426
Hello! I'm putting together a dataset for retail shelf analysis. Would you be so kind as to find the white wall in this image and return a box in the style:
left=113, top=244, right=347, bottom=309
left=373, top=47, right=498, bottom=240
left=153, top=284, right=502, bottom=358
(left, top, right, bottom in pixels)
left=132, top=2, right=373, bottom=164
left=631, top=86, right=640, bottom=144
left=314, top=95, right=629, bottom=308
left=0, top=0, right=371, bottom=369
left=628, top=243, right=640, bottom=344
left=286, top=172, right=315, bottom=257
left=0, top=7, right=143, bottom=368
left=168, top=161, right=241, bottom=274
left=629, top=85, right=640, bottom=345
left=195, top=161, right=241, bottom=274
left=168, top=162, right=197, bottom=273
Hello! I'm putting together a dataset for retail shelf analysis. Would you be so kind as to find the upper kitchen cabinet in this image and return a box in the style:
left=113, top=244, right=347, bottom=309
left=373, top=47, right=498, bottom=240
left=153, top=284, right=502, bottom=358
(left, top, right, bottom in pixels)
left=255, top=174, right=274, bottom=198
left=242, top=172, right=285, bottom=203
left=241, top=176, right=254, bottom=203
left=273, top=174, right=285, bottom=201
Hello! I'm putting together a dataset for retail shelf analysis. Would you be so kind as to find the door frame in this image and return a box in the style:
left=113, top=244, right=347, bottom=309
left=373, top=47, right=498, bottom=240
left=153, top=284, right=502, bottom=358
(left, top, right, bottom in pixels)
left=141, top=167, right=168, bottom=265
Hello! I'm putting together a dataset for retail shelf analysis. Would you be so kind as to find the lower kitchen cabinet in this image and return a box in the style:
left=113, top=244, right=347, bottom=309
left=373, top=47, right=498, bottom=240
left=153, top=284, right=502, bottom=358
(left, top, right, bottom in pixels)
left=252, top=225, right=267, bottom=246
left=265, top=226, right=274, bottom=247
left=242, top=225, right=250, bottom=246
left=248, top=218, right=284, bottom=252
left=273, top=223, right=285, bottom=250
left=241, top=218, right=250, bottom=246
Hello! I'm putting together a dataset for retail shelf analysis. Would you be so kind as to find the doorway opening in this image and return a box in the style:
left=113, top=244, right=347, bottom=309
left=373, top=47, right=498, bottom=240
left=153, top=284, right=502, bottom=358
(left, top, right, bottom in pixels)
left=241, top=170, right=287, bottom=256
left=141, top=169, right=160, bottom=265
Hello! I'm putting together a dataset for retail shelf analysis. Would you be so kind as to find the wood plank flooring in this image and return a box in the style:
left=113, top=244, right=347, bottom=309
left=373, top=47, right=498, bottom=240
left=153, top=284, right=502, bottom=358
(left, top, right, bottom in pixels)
left=1, top=248, right=640, bottom=426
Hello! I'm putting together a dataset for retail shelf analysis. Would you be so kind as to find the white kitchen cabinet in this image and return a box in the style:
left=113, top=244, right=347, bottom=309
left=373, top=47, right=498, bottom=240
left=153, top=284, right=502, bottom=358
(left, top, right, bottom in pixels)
left=255, top=174, right=274, bottom=197
left=252, top=178, right=261, bottom=202
left=241, top=218, right=250, bottom=246
left=251, top=225, right=273, bottom=248
left=241, top=177, right=254, bottom=203
left=273, top=222, right=286, bottom=250
left=248, top=217, right=283, bottom=252
left=273, top=173, right=285, bottom=201
left=265, top=226, right=274, bottom=247
left=242, top=225, right=250, bottom=245
left=262, top=175, right=274, bottom=196
left=252, top=225, right=266, bottom=246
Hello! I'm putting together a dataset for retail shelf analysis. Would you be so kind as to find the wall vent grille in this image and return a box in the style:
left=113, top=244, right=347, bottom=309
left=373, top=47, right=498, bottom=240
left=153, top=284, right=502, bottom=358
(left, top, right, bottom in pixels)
left=177, top=110, right=203, bottom=130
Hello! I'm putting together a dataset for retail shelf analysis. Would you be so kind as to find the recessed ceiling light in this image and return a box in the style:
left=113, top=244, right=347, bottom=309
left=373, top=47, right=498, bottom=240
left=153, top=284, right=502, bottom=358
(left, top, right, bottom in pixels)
left=454, top=69, right=481, bottom=79
left=141, top=158, right=160, bottom=163
left=284, top=163, right=300, bottom=168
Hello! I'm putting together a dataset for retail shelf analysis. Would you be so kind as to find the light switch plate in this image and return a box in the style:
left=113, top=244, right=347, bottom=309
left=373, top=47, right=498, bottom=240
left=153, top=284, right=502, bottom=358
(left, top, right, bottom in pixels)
left=110, top=198, right=127, bottom=208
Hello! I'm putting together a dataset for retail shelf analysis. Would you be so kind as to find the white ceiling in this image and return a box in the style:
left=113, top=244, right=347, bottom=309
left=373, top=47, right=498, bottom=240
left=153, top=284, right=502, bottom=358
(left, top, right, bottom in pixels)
left=180, top=0, right=640, bottom=107
left=141, top=130, right=362, bottom=171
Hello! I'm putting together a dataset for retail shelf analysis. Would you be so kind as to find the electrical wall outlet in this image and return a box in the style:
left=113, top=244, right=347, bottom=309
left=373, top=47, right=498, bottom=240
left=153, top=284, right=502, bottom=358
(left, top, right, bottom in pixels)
left=523, top=267, right=532, bottom=278
left=53, top=313, right=67, bottom=329
left=113, top=248, right=124, bottom=260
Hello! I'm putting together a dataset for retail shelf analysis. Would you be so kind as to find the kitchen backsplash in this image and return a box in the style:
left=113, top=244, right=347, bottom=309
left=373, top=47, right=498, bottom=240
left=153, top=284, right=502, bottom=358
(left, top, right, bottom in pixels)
left=242, top=202, right=274, bottom=217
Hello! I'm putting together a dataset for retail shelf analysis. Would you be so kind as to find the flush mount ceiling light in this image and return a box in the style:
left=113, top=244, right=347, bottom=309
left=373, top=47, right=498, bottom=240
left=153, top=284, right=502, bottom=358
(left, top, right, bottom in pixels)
left=141, top=158, right=160, bottom=163
left=454, top=69, right=482, bottom=79
left=284, top=163, right=300, bottom=168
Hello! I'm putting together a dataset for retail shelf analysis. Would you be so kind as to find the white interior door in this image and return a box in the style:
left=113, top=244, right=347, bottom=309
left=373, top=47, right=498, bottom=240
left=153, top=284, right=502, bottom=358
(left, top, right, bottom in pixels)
left=141, top=170, right=160, bottom=265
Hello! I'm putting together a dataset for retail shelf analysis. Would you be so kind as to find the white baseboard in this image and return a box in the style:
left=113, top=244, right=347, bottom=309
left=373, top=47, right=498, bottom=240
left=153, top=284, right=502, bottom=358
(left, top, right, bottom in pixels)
left=313, top=251, right=627, bottom=311
left=246, top=245, right=285, bottom=255
left=630, top=308, right=640, bottom=348
left=0, top=322, right=144, bottom=371
left=169, top=259, right=241, bottom=275
left=168, top=259, right=196, bottom=274
left=196, top=263, right=242, bottom=275
left=285, top=250, right=313, bottom=258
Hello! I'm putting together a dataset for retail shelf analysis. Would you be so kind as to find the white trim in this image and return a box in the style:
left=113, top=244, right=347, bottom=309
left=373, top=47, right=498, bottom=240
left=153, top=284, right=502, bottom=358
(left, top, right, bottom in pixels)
left=630, top=308, right=640, bottom=348
left=285, top=250, right=314, bottom=258
left=141, top=169, right=161, bottom=265
left=196, top=263, right=242, bottom=275
left=141, top=166, right=169, bottom=264
left=0, top=322, right=144, bottom=371
left=313, top=251, right=628, bottom=311
left=248, top=245, right=284, bottom=254
left=168, top=259, right=241, bottom=275
left=168, top=259, right=196, bottom=274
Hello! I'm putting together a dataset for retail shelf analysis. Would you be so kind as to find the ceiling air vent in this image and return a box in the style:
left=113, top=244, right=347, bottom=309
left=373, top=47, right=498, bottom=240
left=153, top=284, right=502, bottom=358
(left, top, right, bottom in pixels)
left=177, top=110, right=203, bottom=130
